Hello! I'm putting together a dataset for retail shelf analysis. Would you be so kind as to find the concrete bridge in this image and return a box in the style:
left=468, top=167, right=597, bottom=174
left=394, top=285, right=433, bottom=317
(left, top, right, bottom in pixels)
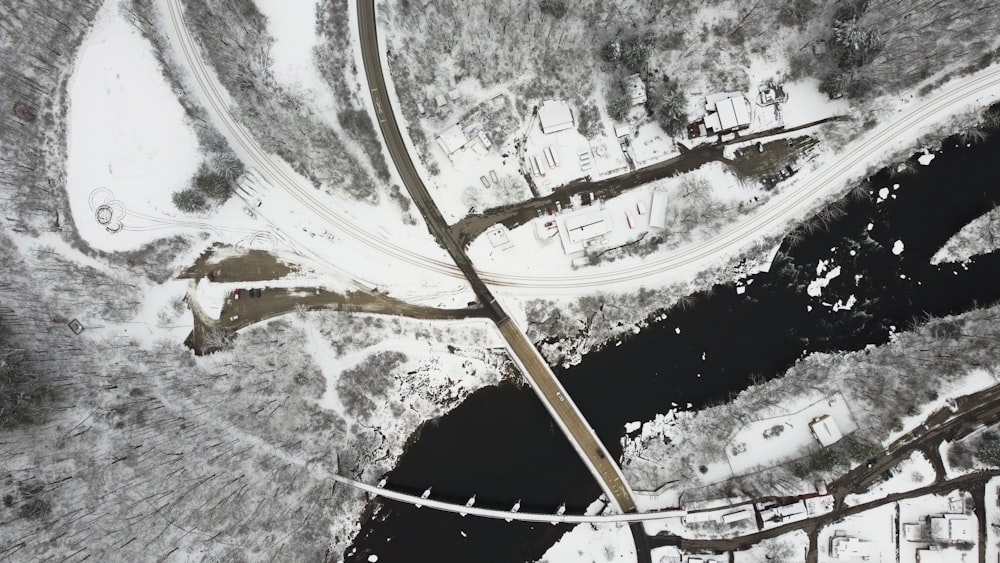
left=330, top=472, right=682, bottom=524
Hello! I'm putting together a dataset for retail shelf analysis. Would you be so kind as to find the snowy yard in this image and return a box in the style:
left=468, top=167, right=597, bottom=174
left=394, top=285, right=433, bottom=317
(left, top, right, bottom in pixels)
left=727, top=393, right=858, bottom=476
left=536, top=522, right=636, bottom=563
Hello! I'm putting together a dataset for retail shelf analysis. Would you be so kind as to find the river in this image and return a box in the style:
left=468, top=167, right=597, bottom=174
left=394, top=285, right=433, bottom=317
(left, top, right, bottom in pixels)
left=346, top=122, right=1000, bottom=562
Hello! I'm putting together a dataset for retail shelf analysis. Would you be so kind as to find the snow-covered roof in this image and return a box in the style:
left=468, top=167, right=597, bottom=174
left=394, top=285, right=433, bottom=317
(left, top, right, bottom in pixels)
left=810, top=415, right=844, bottom=447
left=649, top=188, right=669, bottom=229
left=931, top=516, right=973, bottom=542
left=704, top=93, right=751, bottom=133
left=624, top=73, right=647, bottom=105
left=720, top=507, right=754, bottom=523
left=538, top=100, right=574, bottom=134
left=436, top=123, right=468, bottom=155
left=564, top=210, right=610, bottom=244
left=949, top=518, right=973, bottom=541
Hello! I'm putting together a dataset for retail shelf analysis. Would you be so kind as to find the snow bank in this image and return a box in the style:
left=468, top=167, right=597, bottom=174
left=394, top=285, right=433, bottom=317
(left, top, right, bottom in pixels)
left=66, top=0, right=201, bottom=252
left=536, top=522, right=636, bottom=563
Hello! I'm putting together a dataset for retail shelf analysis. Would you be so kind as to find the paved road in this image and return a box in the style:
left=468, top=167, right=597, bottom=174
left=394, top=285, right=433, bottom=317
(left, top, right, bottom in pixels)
left=498, top=318, right=637, bottom=512
left=357, top=0, right=638, bottom=514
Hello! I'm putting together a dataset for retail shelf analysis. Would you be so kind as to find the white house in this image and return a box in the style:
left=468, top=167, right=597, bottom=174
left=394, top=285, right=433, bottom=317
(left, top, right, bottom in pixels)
left=538, top=100, right=575, bottom=134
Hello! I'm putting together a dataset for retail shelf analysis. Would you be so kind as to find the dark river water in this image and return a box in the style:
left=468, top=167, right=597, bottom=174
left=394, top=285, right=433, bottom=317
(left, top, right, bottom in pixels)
left=346, top=119, right=1000, bottom=562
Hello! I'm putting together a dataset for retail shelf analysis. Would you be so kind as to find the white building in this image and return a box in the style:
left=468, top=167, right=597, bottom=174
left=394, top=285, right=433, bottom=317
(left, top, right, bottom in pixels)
left=830, top=536, right=871, bottom=559
left=648, top=188, right=669, bottom=229
left=563, top=210, right=610, bottom=244
left=810, top=414, right=844, bottom=447
left=624, top=73, right=647, bottom=105
left=703, top=93, right=752, bottom=134
left=538, top=100, right=575, bottom=134
left=436, top=123, right=469, bottom=156
left=759, top=500, right=807, bottom=524
left=720, top=507, right=755, bottom=524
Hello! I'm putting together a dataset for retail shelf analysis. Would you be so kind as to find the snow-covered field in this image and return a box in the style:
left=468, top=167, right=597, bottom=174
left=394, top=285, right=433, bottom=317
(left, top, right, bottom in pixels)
left=536, top=522, right=636, bottom=563
left=66, top=0, right=202, bottom=252
left=844, top=451, right=936, bottom=507
left=727, top=393, right=858, bottom=475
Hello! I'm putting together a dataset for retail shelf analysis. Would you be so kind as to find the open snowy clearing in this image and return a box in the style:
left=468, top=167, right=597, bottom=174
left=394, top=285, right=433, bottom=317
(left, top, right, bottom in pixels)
left=66, top=0, right=202, bottom=252
left=733, top=530, right=809, bottom=563
left=536, top=522, right=636, bottom=563
left=727, top=393, right=858, bottom=476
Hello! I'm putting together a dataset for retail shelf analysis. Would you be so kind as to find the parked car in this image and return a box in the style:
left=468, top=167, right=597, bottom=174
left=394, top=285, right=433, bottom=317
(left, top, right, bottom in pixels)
left=230, top=315, right=239, bottom=321
left=234, top=288, right=240, bottom=300
left=254, top=288, right=262, bottom=298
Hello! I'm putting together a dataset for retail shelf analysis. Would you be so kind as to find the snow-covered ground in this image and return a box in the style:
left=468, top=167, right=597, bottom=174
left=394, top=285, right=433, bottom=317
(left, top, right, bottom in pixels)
left=727, top=393, right=858, bottom=476
left=779, top=78, right=852, bottom=128
left=844, top=451, right=936, bottom=507
left=468, top=161, right=756, bottom=287
left=535, top=522, right=636, bottom=563
left=66, top=0, right=202, bottom=252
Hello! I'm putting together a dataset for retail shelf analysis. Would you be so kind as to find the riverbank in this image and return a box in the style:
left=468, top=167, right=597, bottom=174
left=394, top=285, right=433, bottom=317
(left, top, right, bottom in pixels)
left=622, top=303, right=1000, bottom=504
